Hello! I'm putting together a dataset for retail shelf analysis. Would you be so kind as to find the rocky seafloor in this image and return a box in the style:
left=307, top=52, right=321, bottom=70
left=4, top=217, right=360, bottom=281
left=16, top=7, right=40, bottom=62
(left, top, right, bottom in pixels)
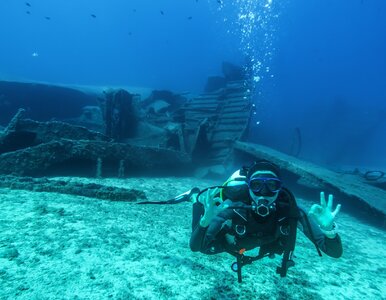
left=0, top=176, right=385, bottom=300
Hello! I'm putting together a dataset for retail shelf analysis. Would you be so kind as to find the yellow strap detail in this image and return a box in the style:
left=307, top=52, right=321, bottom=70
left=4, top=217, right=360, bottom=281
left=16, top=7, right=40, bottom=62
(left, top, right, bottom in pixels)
left=220, top=177, right=234, bottom=201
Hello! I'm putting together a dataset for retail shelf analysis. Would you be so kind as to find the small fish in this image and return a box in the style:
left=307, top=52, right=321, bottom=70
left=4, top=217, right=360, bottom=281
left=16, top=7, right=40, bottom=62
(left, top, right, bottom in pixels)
left=160, top=10, right=164, bottom=15
left=132, top=9, right=137, bottom=13
left=25, top=2, right=31, bottom=7
left=187, top=16, right=192, bottom=20
left=45, top=16, right=51, bottom=20
left=90, top=14, right=96, bottom=18
left=26, top=11, right=31, bottom=15
left=128, top=31, right=132, bottom=36
left=217, top=0, right=222, bottom=4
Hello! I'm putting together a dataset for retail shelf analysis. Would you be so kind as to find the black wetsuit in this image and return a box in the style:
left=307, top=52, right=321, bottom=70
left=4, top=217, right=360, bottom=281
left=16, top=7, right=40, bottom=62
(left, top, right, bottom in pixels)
left=190, top=190, right=343, bottom=259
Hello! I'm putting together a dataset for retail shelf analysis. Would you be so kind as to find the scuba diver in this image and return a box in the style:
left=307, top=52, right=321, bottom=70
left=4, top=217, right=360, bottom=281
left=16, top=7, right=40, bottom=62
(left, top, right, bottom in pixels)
left=189, top=160, right=343, bottom=282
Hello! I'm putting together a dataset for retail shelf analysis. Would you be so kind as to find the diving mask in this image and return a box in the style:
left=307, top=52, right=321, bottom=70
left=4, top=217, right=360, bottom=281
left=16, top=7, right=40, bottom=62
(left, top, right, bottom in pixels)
left=248, top=172, right=281, bottom=217
left=248, top=177, right=282, bottom=195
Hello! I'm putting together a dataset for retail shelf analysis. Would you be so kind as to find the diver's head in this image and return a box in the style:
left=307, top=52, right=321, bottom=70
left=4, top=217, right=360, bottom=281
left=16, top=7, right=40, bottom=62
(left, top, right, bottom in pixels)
left=247, top=160, right=282, bottom=217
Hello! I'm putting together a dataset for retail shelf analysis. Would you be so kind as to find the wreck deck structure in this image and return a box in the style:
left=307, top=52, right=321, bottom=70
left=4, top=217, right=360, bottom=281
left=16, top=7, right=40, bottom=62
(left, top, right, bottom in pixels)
left=144, top=80, right=253, bottom=167
left=184, top=81, right=252, bottom=165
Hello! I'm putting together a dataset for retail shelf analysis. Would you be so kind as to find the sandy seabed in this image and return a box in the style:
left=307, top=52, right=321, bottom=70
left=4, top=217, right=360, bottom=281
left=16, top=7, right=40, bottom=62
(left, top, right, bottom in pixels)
left=0, top=176, right=385, bottom=300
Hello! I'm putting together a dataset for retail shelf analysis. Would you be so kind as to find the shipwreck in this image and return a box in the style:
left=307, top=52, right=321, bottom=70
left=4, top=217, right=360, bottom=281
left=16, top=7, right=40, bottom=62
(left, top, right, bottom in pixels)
left=0, top=63, right=385, bottom=228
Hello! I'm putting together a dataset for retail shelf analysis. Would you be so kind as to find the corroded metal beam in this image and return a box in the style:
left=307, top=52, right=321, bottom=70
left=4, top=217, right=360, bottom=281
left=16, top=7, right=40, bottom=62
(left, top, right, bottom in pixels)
left=234, top=141, right=386, bottom=228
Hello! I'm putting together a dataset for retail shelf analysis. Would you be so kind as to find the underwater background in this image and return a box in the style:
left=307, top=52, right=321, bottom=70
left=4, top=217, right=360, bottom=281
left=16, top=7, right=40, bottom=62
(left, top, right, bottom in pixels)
left=1, top=0, right=385, bottom=170
left=1, top=1, right=386, bottom=299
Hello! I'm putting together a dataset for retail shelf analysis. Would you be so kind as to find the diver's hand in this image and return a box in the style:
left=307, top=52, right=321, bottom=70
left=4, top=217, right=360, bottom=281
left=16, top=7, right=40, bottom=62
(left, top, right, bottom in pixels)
left=199, top=187, right=229, bottom=227
left=308, top=192, right=341, bottom=230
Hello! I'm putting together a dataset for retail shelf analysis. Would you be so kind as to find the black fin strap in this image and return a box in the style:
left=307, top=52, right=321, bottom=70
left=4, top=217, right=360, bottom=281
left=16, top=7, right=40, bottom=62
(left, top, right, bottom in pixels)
left=276, top=209, right=298, bottom=277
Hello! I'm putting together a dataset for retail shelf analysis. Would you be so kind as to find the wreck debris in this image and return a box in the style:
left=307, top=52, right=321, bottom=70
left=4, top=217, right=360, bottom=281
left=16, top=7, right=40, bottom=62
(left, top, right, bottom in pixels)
left=0, top=175, right=146, bottom=202
left=233, top=141, right=386, bottom=228
left=0, top=64, right=254, bottom=177
left=0, top=114, right=110, bottom=155
left=289, top=127, right=302, bottom=157
left=102, top=89, right=140, bottom=141
left=74, top=105, right=104, bottom=131
left=142, top=90, right=187, bottom=116
left=0, top=108, right=191, bottom=177
left=177, top=80, right=252, bottom=177
left=96, top=157, right=103, bottom=178
left=0, top=139, right=191, bottom=176
left=205, top=62, right=246, bottom=93
left=118, top=159, right=125, bottom=178
left=0, top=80, right=100, bottom=125
left=3, top=108, right=25, bottom=134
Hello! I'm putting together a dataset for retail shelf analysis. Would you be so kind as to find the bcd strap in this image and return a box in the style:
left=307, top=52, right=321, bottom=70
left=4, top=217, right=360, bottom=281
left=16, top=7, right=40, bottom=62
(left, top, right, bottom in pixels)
left=275, top=188, right=299, bottom=277
left=230, top=252, right=269, bottom=283
left=236, top=256, right=242, bottom=283
left=276, top=250, right=295, bottom=277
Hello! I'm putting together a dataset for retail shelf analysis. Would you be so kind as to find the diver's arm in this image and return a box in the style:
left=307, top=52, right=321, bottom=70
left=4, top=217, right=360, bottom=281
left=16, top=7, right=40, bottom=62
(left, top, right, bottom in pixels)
left=190, top=208, right=234, bottom=254
left=298, top=208, right=343, bottom=258
left=190, top=225, right=208, bottom=252
left=190, top=219, right=224, bottom=254
left=190, top=201, right=208, bottom=252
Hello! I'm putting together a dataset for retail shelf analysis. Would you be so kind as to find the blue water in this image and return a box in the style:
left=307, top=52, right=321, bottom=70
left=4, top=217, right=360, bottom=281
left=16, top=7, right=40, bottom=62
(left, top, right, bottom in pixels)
left=254, top=0, right=386, bottom=169
left=1, top=0, right=385, bottom=169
